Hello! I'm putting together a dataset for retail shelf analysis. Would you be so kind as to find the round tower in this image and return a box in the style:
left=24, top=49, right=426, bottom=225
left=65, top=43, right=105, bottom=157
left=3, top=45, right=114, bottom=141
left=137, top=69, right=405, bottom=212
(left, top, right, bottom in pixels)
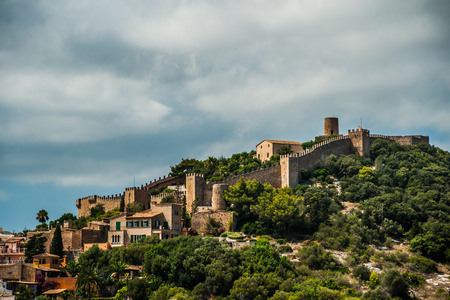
left=211, top=184, right=229, bottom=211
left=324, top=117, right=339, bottom=136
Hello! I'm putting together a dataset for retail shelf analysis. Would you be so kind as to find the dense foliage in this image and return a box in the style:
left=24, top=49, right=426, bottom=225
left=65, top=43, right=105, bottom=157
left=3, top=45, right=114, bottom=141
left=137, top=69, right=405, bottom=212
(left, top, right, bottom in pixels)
left=169, top=151, right=278, bottom=181
left=222, top=140, right=450, bottom=263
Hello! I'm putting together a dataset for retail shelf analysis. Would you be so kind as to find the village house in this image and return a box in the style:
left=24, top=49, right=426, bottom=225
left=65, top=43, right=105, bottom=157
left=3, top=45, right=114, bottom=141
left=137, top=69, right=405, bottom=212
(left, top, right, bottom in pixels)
left=0, top=253, right=63, bottom=293
left=108, top=203, right=182, bottom=246
left=0, top=237, right=26, bottom=266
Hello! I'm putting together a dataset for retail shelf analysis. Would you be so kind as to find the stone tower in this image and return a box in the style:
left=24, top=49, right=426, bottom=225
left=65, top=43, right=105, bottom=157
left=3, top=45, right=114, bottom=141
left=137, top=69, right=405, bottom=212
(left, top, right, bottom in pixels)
left=211, top=184, right=228, bottom=211
left=324, top=117, right=339, bottom=136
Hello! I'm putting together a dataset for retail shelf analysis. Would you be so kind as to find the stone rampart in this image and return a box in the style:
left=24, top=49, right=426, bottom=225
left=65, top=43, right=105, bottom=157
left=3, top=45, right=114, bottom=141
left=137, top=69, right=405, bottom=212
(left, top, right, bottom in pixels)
left=191, top=211, right=236, bottom=231
left=77, top=194, right=124, bottom=218
left=76, top=175, right=185, bottom=218
left=210, top=164, right=282, bottom=188
left=281, top=135, right=354, bottom=187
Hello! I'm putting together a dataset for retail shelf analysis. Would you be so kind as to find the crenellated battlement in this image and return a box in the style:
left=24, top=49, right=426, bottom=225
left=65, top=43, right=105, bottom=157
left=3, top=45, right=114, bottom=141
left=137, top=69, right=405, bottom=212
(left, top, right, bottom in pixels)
left=76, top=117, right=430, bottom=221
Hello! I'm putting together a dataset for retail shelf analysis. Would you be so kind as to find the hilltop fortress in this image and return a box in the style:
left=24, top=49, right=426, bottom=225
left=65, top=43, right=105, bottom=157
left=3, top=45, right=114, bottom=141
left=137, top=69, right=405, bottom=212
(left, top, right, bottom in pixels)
left=76, top=118, right=428, bottom=230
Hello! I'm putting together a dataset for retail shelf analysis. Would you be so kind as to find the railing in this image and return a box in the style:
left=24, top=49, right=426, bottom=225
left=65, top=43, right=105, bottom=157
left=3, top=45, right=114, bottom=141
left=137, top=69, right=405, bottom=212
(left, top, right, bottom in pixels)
left=0, top=248, right=25, bottom=254
left=0, top=259, right=24, bottom=265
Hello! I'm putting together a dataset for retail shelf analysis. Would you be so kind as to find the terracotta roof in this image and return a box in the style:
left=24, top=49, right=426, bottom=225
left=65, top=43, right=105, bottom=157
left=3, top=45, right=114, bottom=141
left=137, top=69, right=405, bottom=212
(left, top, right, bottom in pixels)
left=88, top=221, right=109, bottom=226
left=108, top=213, right=131, bottom=220
left=128, top=210, right=163, bottom=219
left=42, top=289, right=67, bottom=295
left=33, top=253, right=60, bottom=258
left=256, top=140, right=302, bottom=146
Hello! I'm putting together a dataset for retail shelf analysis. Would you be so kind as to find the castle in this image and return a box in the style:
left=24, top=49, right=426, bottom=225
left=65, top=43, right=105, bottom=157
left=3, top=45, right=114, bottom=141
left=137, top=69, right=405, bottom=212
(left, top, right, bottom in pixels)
left=76, top=118, right=429, bottom=231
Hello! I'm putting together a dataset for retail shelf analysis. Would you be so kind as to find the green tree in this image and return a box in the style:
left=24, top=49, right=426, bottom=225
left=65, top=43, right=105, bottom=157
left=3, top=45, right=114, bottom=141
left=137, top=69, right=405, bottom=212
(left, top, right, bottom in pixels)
left=127, top=202, right=145, bottom=213
left=24, top=233, right=47, bottom=262
left=119, top=198, right=125, bottom=212
left=62, top=261, right=80, bottom=277
left=90, top=204, right=105, bottom=219
left=252, top=188, right=303, bottom=233
left=229, top=276, right=268, bottom=300
left=15, top=284, right=35, bottom=300
left=169, top=158, right=203, bottom=176
left=277, top=145, right=294, bottom=155
left=125, top=278, right=149, bottom=300
left=76, top=266, right=101, bottom=300
left=36, top=209, right=49, bottom=226
left=50, top=225, right=64, bottom=257
left=109, top=261, right=128, bottom=280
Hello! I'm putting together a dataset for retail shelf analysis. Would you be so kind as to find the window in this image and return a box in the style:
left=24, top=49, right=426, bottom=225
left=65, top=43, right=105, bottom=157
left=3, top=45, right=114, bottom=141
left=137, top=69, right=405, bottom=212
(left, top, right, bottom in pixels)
left=174, top=223, right=179, bottom=230
left=163, top=222, right=169, bottom=229
left=143, top=221, right=148, bottom=227
left=116, top=222, right=121, bottom=231
left=128, top=221, right=133, bottom=227
left=154, top=220, right=160, bottom=228
left=175, top=210, right=179, bottom=216
left=267, top=153, right=269, bottom=158
left=134, top=221, right=139, bottom=227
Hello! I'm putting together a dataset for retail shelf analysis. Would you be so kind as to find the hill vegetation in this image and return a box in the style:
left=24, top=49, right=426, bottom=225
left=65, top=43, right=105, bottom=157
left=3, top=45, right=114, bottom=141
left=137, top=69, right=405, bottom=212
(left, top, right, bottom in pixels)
left=34, top=139, right=449, bottom=299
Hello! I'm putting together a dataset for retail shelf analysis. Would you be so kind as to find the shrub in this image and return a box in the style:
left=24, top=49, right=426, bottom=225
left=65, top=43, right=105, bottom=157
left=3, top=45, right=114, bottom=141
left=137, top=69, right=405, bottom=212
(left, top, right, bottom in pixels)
left=408, top=256, right=438, bottom=273
left=352, top=265, right=371, bottom=282
left=280, top=245, right=293, bottom=253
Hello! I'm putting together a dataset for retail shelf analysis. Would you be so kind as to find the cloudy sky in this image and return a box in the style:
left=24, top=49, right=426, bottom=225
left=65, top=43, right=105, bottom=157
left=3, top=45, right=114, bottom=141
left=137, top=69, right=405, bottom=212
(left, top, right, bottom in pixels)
left=1, top=0, right=449, bottom=232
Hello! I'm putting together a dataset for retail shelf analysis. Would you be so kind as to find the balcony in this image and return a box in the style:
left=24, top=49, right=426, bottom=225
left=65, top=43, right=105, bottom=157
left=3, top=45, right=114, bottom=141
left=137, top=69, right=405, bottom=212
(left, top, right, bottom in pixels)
left=0, top=258, right=24, bottom=265
left=0, top=248, right=25, bottom=254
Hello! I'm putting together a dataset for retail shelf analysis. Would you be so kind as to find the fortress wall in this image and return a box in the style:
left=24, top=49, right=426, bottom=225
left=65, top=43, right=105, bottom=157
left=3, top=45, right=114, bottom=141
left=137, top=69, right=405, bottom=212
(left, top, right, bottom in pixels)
left=389, top=135, right=429, bottom=145
left=191, top=211, right=236, bottom=231
left=144, top=175, right=185, bottom=191
left=369, top=135, right=429, bottom=146
left=212, top=164, right=282, bottom=188
left=77, top=194, right=123, bottom=218
left=281, top=136, right=354, bottom=187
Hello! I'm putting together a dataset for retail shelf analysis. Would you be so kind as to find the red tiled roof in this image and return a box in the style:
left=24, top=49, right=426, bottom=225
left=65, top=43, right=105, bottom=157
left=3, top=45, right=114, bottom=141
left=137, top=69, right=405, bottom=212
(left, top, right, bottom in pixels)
left=128, top=210, right=162, bottom=219
left=256, top=140, right=302, bottom=146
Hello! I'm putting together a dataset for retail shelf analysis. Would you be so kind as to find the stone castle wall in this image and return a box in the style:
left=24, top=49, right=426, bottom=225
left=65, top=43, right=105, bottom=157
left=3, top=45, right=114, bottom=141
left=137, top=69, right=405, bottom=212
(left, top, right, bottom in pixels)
left=281, top=135, right=354, bottom=187
left=211, top=164, right=282, bottom=188
left=76, top=175, right=185, bottom=218
left=191, top=211, right=236, bottom=232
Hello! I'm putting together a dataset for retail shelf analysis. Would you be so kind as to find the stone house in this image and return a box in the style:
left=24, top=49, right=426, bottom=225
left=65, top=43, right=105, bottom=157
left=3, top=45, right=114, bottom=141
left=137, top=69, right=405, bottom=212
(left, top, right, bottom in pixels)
left=108, top=203, right=182, bottom=246
left=255, top=140, right=303, bottom=161
left=0, top=253, right=63, bottom=293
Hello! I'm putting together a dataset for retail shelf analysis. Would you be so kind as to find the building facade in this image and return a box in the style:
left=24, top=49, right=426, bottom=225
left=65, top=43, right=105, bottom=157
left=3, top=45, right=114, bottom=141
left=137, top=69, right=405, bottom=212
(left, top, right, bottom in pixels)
left=108, top=203, right=182, bottom=246
left=255, top=140, right=303, bottom=162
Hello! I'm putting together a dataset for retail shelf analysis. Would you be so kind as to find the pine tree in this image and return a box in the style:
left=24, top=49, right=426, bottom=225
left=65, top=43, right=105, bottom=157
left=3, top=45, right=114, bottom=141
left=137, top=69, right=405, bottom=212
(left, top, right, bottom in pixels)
left=51, top=225, right=64, bottom=257
left=119, top=198, right=125, bottom=212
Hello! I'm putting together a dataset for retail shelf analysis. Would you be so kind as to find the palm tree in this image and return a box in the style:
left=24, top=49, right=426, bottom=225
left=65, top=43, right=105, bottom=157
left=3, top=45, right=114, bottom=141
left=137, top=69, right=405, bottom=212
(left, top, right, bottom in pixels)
left=36, top=209, right=49, bottom=225
left=109, top=261, right=128, bottom=280
left=62, top=261, right=80, bottom=277
left=76, top=266, right=101, bottom=300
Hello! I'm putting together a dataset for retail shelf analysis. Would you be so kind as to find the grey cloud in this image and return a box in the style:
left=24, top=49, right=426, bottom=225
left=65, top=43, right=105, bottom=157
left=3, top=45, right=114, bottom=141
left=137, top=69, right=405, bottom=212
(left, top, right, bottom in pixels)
left=0, top=0, right=449, bottom=189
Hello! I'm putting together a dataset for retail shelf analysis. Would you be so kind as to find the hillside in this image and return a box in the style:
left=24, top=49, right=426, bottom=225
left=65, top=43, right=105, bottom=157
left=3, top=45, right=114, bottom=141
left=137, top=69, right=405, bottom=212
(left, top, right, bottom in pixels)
left=41, top=139, right=450, bottom=299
